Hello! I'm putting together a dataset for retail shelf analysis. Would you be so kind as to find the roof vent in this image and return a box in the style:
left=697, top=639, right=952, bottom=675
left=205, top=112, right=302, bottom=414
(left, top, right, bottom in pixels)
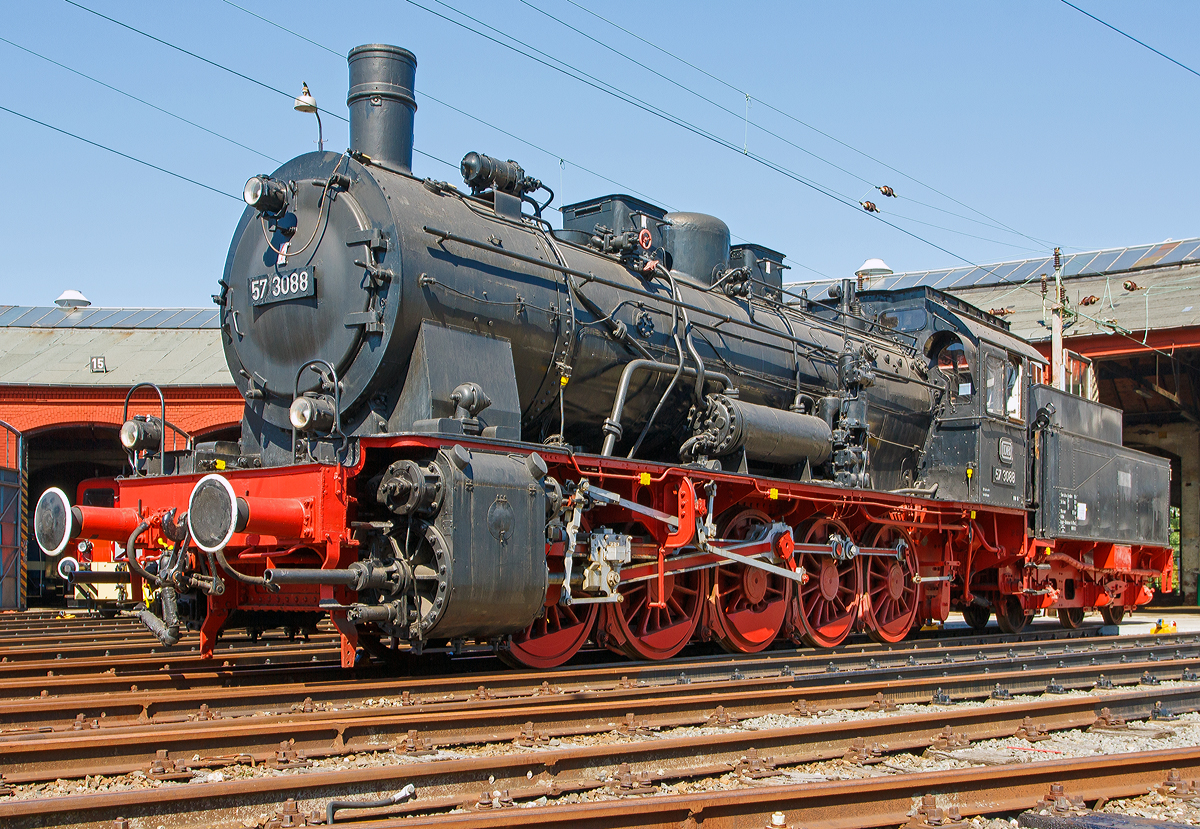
left=54, top=290, right=91, bottom=310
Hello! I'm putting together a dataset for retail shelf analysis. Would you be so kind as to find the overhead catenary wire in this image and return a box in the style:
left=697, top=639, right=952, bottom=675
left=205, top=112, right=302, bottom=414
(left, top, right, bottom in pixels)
left=63, top=0, right=1043, bottom=282
left=404, top=0, right=1035, bottom=272
left=519, top=0, right=1053, bottom=250
left=60, top=0, right=1056, bottom=293
left=215, top=0, right=833, bottom=277
left=43, top=0, right=825, bottom=279
left=75, top=0, right=669, bottom=212
left=0, top=35, right=282, bottom=164
left=63, top=0, right=349, bottom=124
left=57, top=1, right=460, bottom=175
left=0, top=103, right=240, bottom=201
left=60, top=0, right=1055, bottom=260
left=559, top=0, right=1058, bottom=251
left=218, top=0, right=674, bottom=210
left=1059, top=0, right=1200, bottom=80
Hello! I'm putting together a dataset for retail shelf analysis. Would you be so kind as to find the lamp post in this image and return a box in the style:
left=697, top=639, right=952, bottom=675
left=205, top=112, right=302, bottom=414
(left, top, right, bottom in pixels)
left=294, top=83, right=323, bottom=152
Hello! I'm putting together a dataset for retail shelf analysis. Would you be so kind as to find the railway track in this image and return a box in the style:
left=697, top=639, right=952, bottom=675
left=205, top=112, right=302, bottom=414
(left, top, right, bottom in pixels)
left=2, top=611, right=1196, bottom=829
left=2, top=629, right=1196, bottom=728
left=0, top=683, right=1195, bottom=828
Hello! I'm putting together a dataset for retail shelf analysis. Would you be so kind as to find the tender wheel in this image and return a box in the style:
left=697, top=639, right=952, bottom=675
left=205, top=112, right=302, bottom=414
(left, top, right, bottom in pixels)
left=708, top=508, right=791, bottom=654
left=995, top=596, right=1030, bottom=634
left=1100, top=605, right=1126, bottom=626
left=862, top=524, right=919, bottom=644
left=501, top=599, right=597, bottom=669
left=602, top=567, right=707, bottom=661
left=1057, top=607, right=1085, bottom=630
left=962, top=603, right=991, bottom=631
left=790, top=518, right=861, bottom=649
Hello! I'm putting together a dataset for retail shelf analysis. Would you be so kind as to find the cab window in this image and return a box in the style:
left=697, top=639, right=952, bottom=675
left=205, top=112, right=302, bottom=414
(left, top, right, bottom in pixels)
left=986, top=353, right=1024, bottom=419
left=936, top=342, right=973, bottom=400
left=1005, top=357, right=1023, bottom=420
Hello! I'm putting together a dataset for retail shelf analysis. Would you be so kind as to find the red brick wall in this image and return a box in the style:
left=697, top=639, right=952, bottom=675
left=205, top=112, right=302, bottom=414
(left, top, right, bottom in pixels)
left=0, top=386, right=243, bottom=437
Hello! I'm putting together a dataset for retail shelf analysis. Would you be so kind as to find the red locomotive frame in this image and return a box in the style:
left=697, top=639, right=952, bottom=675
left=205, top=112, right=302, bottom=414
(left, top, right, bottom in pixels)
left=69, top=432, right=1171, bottom=669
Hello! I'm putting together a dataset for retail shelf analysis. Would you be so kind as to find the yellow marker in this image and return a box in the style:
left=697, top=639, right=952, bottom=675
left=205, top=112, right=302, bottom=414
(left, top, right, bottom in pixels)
left=215, top=459, right=226, bottom=470
left=970, top=510, right=976, bottom=520
left=966, top=467, right=973, bottom=479
left=560, top=375, right=569, bottom=387
left=639, top=472, right=651, bottom=486
left=769, top=487, right=779, bottom=500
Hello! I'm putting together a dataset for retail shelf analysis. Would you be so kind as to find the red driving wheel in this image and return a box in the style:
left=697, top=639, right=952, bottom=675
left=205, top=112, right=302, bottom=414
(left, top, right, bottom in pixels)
left=790, top=518, right=861, bottom=648
left=861, top=523, right=919, bottom=643
left=502, top=591, right=598, bottom=669
left=602, top=565, right=707, bottom=661
left=708, top=508, right=791, bottom=653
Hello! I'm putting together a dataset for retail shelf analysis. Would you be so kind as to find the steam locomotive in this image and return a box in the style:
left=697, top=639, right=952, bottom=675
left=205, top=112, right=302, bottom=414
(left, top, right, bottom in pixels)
left=34, top=44, right=1173, bottom=668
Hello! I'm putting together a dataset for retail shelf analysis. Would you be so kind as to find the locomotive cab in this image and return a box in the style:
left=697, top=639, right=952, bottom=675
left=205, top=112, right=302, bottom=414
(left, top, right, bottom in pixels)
left=857, top=286, right=1042, bottom=506
left=922, top=326, right=1039, bottom=507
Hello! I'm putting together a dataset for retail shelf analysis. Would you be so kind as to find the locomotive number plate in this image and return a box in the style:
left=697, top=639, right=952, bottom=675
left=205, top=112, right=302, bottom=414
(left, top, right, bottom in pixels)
left=992, top=466, right=1017, bottom=487
left=249, top=268, right=316, bottom=307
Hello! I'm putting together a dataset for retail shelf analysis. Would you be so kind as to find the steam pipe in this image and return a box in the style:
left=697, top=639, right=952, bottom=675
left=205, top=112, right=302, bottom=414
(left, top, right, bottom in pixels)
left=263, top=561, right=411, bottom=593
left=124, top=521, right=158, bottom=586
left=600, top=360, right=733, bottom=456
left=264, top=567, right=360, bottom=587
left=215, top=547, right=274, bottom=590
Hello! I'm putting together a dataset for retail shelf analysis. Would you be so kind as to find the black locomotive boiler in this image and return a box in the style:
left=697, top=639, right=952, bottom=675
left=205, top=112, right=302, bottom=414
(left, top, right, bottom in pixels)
left=35, top=44, right=1173, bottom=667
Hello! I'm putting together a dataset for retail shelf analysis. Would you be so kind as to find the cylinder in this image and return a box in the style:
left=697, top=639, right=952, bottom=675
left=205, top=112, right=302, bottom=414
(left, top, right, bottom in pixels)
left=700, top=395, right=833, bottom=466
left=347, top=44, right=417, bottom=171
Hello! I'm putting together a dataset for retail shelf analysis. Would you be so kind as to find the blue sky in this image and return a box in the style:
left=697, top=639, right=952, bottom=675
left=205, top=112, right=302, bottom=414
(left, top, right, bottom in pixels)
left=0, top=1, right=1196, bottom=307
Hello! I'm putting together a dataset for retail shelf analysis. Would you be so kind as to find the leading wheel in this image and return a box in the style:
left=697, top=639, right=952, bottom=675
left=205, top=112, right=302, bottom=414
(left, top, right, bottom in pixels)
left=962, top=603, right=991, bottom=631
left=602, top=566, right=707, bottom=661
left=1100, top=605, right=1126, bottom=626
left=862, top=524, right=919, bottom=644
left=790, top=518, right=861, bottom=649
left=501, top=598, right=597, bottom=669
left=995, top=596, right=1030, bottom=634
left=1057, top=607, right=1085, bottom=630
left=708, top=508, right=791, bottom=654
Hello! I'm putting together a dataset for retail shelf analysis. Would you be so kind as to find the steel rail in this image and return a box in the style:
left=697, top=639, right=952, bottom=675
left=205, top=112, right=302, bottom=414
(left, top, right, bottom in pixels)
left=0, top=639, right=340, bottom=679
left=355, top=745, right=1200, bottom=829
left=0, top=636, right=1195, bottom=730
left=0, top=625, right=1187, bottom=701
left=0, top=671, right=1195, bottom=784
left=0, top=692, right=1196, bottom=828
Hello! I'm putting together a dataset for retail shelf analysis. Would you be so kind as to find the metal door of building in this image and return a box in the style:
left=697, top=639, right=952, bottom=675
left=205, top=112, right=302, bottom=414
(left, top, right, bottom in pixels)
left=0, top=421, right=23, bottom=610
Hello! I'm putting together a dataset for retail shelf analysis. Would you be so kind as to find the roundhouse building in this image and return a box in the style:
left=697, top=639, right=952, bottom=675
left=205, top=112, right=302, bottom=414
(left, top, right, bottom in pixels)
left=0, top=305, right=241, bottom=607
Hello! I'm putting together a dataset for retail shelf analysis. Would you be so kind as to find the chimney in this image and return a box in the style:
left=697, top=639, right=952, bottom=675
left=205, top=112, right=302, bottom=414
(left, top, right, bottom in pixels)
left=347, top=44, right=417, bottom=171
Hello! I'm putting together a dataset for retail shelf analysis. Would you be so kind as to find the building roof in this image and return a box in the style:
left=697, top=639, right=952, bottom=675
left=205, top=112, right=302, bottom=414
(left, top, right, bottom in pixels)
left=785, top=238, right=1200, bottom=345
left=0, top=306, right=219, bottom=329
left=0, top=307, right=230, bottom=387
left=861, top=238, right=1200, bottom=294
left=951, top=262, right=1200, bottom=343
